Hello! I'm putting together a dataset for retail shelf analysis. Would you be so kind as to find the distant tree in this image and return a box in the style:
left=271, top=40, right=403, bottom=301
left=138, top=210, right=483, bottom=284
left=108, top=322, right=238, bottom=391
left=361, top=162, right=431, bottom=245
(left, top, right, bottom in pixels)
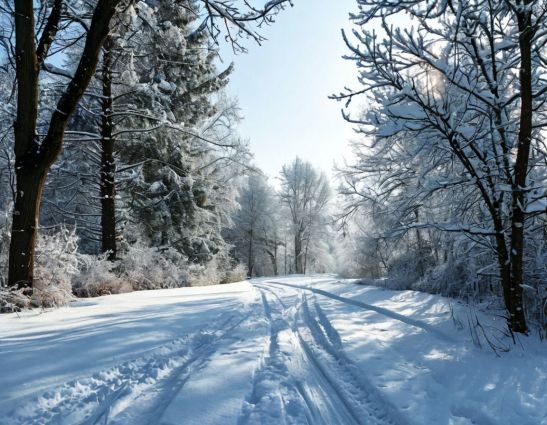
left=279, top=158, right=331, bottom=274
left=228, top=173, right=282, bottom=276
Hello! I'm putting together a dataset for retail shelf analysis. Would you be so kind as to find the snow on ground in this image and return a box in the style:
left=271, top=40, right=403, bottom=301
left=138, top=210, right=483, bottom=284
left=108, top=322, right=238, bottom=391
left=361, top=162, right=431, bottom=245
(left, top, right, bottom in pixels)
left=0, top=276, right=545, bottom=425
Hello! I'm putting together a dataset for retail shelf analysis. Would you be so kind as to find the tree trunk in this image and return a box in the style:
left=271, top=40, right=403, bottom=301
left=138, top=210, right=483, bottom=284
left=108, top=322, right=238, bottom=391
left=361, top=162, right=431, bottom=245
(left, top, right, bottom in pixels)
left=294, top=233, right=302, bottom=274
left=266, top=244, right=278, bottom=276
left=303, top=236, right=310, bottom=274
left=248, top=227, right=254, bottom=277
left=8, top=169, right=47, bottom=290
left=8, top=0, right=40, bottom=290
left=415, top=211, right=425, bottom=277
left=100, top=35, right=117, bottom=260
left=284, top=237, right=287, bottom=275
left=506, top=4, right=534, bottom=334
left=273, top=239, right=278, bottom=276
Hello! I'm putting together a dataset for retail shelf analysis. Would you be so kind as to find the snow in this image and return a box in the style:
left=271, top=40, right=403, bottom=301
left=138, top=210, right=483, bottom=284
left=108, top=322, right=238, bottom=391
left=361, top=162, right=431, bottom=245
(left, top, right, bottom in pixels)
left=0, top=276, right=546, bottom=425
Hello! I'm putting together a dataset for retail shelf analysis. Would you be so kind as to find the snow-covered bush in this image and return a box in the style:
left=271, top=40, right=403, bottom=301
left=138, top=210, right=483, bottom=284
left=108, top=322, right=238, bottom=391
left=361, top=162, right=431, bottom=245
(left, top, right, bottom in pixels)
left=0, top=286, right=29, bottom=312
left=72, top=254, right=131, bottom=297
left=522, top=240, right=547, bottom=336
left=118, top=244, right=189, bottom=290
left=1, top=209, right=32, bottom=311
left=2, top=226, right=79, bottom=310
left=335, top=232, right=386, bottom=279
left=32, top=227, right=78, bottom=308
left=222, top=263, right=247, bottom=284
left=385, top=247, right=436, bottom=291
left=412, top=254, right=495, bottom=301
left=187, top=257, right=222, bottom=286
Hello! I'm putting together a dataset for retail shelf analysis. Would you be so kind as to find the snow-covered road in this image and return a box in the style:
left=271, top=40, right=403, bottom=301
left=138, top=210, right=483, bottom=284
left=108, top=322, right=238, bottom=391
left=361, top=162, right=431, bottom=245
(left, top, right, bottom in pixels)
left=0, top=276, right=545, bottom=425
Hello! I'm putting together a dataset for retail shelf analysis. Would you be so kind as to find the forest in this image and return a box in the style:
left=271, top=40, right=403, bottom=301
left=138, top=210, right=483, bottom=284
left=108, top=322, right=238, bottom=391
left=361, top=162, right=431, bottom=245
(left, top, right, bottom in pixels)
left=0, top=0, right=546, bottom=423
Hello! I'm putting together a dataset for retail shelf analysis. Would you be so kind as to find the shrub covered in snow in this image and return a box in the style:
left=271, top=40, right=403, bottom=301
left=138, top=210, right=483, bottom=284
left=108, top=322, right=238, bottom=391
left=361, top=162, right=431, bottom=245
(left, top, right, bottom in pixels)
left=32, top=227, right=78, bottom=308
left=0, top=286, right=29, bottom=313
left=1, top=224, right=77, bottom=310
left=221, top=263, right=247, bottom=284
left=72, top=254, right=131, bottom=297
left=118, top=244, right=190, bottom=290
left=187, top=257, right=222, bottom=287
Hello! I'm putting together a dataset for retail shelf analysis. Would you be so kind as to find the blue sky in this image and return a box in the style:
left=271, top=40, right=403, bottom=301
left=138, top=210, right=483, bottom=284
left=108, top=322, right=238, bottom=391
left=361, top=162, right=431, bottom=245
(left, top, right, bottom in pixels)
left=219, top=0, right=360, bottom=181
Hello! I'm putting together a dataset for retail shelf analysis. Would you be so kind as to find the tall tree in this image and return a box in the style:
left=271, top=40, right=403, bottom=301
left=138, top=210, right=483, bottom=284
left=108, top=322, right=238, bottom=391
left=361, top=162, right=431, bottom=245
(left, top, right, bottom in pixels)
left=9, top=0, right=122, bottom=290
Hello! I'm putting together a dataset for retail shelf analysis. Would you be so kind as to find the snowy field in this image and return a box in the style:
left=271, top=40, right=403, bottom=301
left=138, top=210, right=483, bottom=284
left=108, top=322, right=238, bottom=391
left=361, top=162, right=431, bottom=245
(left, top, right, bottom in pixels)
left=0, top=276, right=545, bottom=425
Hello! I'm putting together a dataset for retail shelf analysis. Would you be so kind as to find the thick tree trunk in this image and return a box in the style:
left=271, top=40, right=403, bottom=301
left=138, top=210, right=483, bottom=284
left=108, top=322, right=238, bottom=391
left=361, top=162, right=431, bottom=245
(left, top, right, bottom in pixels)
left=303, top=236, right=310, bottom=274
left=9, top=0, right=41, bottom=290
left=100, top=35, right=117, bottom=260
left=8, top=169, right=47, bottom=289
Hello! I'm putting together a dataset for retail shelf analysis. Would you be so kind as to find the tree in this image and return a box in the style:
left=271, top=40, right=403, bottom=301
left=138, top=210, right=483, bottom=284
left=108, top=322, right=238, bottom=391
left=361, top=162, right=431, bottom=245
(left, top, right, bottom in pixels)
left=334, top=0, right=547, bottom=333
left=279, top=158, right=331, bottom=274
left=42, top=0, right=241, bottom=262
left=228, top=173, right=282, bottom=276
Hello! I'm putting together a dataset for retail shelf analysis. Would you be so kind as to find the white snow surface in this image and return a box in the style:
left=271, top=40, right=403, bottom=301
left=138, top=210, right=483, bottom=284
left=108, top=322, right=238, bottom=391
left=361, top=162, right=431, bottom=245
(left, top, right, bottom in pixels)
left=0, top=276, right=545, bottom=425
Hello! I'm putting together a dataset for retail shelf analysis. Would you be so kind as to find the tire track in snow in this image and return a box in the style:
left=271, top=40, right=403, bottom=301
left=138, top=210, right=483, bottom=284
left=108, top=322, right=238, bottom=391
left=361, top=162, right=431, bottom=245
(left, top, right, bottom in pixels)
left=240, top=284, right=401, bottom=425
left=238, top=290, right=315, bottom=425
left=253, top=283, right=288, bottom=309
left=104, top=310, right=254, bottom=425
left=6, top=311, right=252, bottom=425
left=296, top=292, right=409, bottom=425
left=264, top=280, right=455, bottom=342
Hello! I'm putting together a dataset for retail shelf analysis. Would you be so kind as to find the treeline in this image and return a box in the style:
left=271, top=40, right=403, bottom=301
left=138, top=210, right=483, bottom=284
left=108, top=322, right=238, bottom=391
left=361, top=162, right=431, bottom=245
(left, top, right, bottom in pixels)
left=1, top=0, right=545, bottom=337
left=0, top=0, right=294, bottom=309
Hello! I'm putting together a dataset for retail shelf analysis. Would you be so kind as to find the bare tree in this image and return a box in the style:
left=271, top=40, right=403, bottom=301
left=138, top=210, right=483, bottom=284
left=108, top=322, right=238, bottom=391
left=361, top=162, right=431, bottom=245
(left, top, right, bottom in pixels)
left=279, top=158, right=331, bottom=274
left=228, top=173, right=282, bottom=276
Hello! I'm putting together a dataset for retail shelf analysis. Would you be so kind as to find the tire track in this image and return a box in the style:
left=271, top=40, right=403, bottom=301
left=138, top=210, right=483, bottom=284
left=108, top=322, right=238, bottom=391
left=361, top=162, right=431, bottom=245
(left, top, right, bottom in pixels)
left=264, top=280, right=455, bottom=342
left=238, top=289, right=313, bottom=425
left=241, top=283, right=401, bottom=425
left=253, top=283, right=288, bottom=309
left=296, top=292, right=408, bottom=425
left=6, top=311, right=252, bottom=425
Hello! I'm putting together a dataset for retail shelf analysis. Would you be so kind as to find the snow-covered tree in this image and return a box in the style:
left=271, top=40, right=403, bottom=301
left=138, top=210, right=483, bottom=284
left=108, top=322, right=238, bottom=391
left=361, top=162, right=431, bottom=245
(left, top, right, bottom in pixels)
left=227, top=173, right=282, bottom=276
left=279, top=158, right=331, bottom=274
